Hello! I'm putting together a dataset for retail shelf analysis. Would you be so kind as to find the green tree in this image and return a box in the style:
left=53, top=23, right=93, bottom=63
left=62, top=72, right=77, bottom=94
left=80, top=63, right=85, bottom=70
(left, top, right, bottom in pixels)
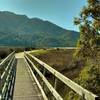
left=74, top=0, right=100, bottom=59
left=67, top=0, right=100, bottom=99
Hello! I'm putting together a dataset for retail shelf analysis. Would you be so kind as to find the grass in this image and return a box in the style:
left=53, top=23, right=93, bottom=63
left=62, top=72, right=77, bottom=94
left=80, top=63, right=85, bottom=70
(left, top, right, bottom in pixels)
left=66, top=48, right=100, bottom=100
left=30, top=49, right=48, bottom=56
left=30, top=48, right=83, bottom=99
left=30, top=48, right=83, bottom=78
left=31, top=49, right=73, bottom=73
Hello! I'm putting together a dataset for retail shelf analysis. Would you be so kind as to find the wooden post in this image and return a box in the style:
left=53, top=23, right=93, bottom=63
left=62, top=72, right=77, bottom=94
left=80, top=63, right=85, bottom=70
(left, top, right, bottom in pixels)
left=54, top=78, right=58, bottom=90
left=42, top=68, right=46, bottom=89
left=52, top=78, right=58, bottom=100
left=43, top=68, right=46, bottom=76
left=81, top=92, right=85, bottom=100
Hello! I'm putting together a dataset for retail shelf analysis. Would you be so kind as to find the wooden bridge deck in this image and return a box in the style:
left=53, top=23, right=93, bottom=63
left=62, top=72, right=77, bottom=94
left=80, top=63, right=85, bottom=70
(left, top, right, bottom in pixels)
left=13, top=53, right=43, bottom=100
left=0, top=51, right=98, bottom=100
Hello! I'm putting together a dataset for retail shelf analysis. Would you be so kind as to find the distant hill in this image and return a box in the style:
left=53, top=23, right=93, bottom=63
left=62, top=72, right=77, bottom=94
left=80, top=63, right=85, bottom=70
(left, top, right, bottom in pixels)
left=0, top=11, right=79, bottom=47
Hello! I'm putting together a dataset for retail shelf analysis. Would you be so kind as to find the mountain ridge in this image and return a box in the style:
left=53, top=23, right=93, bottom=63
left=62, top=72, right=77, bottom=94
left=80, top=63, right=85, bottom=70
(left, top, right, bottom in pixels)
left=0, top=11, right=79, bottom=47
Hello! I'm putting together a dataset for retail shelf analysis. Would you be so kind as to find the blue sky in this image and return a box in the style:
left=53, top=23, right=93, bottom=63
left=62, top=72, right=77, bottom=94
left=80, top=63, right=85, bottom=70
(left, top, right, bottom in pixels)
left=0, top=0, right=86, bottom=31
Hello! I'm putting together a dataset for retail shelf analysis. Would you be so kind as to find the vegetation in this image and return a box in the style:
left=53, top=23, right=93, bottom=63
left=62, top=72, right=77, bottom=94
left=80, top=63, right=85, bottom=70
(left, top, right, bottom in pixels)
left=30, top=49, right=83, bottom=99
left=0, top=0, right=99, bottom=99
left=31, top=49, right=76, bottom=72
left=74, top=0, right=100, bottom=58
left=0, top=11, right=79, bottom=47
left=67, top=0, right=100, bottom=99
left=0, top=48, right=12, bottom=60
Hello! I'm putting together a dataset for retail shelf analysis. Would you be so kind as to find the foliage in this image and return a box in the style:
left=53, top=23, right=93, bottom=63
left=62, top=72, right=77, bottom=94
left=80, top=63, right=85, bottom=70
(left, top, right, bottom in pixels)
left=67, top=56, right=100, bottom=99
left=74, top=0, right=100, bottom=58
left=67, top=0, right=100, bottom=99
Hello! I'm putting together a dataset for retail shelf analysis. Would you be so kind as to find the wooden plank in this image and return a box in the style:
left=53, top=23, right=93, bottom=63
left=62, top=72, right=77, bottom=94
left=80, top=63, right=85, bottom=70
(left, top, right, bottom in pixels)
left=25, top=52, right=98, bottom=100
left=13, top=58, right=42, bottom=100
left=25, top=55, right=63, bottom=100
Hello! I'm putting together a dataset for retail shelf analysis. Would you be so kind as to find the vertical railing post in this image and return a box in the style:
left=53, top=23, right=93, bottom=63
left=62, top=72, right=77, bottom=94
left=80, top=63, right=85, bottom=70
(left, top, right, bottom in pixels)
left=52, top=78, right=58, bottom=100
left=54, top=78, right=58, bottom=90
left=43, top=68, right=46, bottom=76
left=42, top=68, right=46, bottom=89
left=81, top=92, right=85, bottom=100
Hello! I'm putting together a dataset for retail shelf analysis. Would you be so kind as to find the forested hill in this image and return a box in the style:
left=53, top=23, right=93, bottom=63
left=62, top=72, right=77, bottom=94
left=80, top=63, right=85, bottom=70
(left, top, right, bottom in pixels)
left=0, top=11, right=79, bottom=47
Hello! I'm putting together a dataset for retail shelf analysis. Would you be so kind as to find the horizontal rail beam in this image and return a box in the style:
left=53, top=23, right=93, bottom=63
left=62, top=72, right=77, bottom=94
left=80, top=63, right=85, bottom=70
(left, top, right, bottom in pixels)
left=1, top=55, right=14, bottom=80
left=24, top=57, right=48, bottom=100
left=0, top=51, right=15, bottom=100
left=25, top=52, right=98, bottom=100
left=0, top=51, right=15, bottom=68
left=1, top=57, right=15, bottom=97
left=24, top=54, right=63, bottom=100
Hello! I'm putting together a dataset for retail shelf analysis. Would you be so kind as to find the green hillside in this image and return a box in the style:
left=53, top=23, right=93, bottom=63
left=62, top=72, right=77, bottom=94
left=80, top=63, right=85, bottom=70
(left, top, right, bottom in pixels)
left=0, top=11, right=79, bottom=47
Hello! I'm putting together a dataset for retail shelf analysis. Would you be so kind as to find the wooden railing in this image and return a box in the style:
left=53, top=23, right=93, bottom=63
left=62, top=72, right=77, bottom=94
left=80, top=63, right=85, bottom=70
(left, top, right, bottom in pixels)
left=24, top=52, right=99, bottom=100
left=0, top=51, right=16, bottom=100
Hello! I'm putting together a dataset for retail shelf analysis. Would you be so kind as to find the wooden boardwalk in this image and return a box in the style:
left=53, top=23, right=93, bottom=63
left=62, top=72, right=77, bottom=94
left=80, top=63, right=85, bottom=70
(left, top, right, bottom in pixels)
left=0, top=51, right=98, bottom=100
left=13, top=53, right=43, bottom=100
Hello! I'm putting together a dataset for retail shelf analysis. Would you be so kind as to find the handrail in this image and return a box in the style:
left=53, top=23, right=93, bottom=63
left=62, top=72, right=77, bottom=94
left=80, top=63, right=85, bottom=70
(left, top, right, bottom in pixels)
left=1, top=56, right=14, bottom=80
left=2, top=57, right=16, bottom=99
left=0, top=51, right=16, bottom=100
left=24, top=57, right=48, bottom=100
left=24, top=54, right=63, bottom=100
left=0, top=51, right=15, bottom=68
left=25, top=52, right=98, bottom=100
left=1, top=58, right=15, bottom=93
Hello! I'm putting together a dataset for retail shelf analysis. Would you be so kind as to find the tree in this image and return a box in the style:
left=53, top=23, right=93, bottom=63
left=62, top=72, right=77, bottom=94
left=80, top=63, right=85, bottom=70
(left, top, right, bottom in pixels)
left=74, top=0, right=100, bottom=59
left=67, top=0, right=100, bottom=99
